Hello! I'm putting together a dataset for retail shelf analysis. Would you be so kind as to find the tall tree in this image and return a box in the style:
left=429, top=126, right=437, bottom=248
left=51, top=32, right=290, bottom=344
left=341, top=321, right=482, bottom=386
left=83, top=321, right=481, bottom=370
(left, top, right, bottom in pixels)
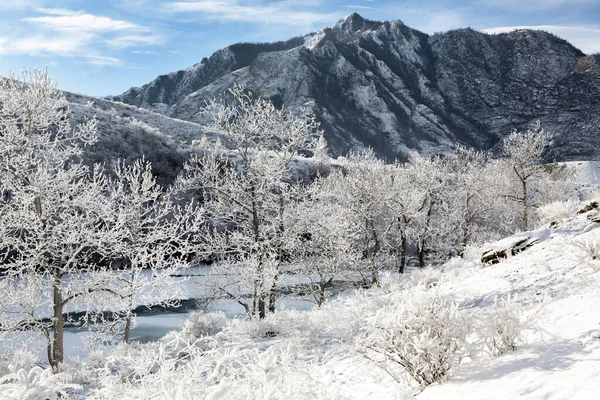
left=321, top=152, right=396, bottom=285
left=98, top=158, right=199, bottom=343
left=180, top=86, right=320, bottom=319
left=0, top=68, right=113, bottom=369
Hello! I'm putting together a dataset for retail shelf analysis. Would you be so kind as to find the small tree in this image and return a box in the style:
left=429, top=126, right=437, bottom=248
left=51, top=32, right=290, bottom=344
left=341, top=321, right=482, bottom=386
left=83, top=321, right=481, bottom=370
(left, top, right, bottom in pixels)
left=404, top=154, right=450, bottom=268
left=98, top=158, right=199, bottom=343
left=290, top=179, right=359, bottom=306
left=445, top=147, right=508, bottom=253
left=180, top=86, right=320, bottom=318
left=320, top=152, right=396, bottom=286
left=388, top=161, right=428, bottom=273
left=502, top=122, right=553, bottom=231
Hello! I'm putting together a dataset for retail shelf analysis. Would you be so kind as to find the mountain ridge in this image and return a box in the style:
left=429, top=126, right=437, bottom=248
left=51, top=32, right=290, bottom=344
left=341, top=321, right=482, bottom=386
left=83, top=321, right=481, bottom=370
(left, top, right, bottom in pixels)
left=112, top=13, right=600, bottom=161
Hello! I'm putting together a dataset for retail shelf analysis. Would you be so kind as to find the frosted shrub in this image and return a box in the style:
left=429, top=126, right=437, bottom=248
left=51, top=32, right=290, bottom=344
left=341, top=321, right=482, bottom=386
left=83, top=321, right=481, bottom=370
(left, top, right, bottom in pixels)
left=477, top=295, right=527, bottom=356
left=126, top=117, right=161, bottom=135
left=358, top=291, right=469, bottom=387
left=108, top=106, right=118, bottom=118
left=462, top=244, right=487, bottom=262
left=0, top=349, right=37, bottom=377
left=240, top=317, right=281, bottom=340
left=570, top=233, right=600, bottom=270
left=379, top=271, right=404, bottom=293
left=180, top=312, right=226, bottom=338
left=0, top=366, right=80, bottom=400
left=410, top=267, right=443, bottom=289
left=536, top=200, right=580, bottom=227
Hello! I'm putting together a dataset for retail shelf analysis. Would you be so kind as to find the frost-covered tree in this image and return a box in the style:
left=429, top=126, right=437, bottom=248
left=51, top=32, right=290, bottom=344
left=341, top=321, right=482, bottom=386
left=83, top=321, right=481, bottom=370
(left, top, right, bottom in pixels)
left=97, top=159, right=200, bottom=343
left=322, top=152, right=396, bottom=285
left=388, top=162, right=426, bottom=273
left=290, top=179, right=359, bottom=306
left=502, top=122, right=553, bottom=231
left=0, top=68, right=114, bottom=369
left=180, top=86, right=320, bottom=318
left=403, top=154, right=451, bottom=268
left=445, top=147, right=508, bottom=252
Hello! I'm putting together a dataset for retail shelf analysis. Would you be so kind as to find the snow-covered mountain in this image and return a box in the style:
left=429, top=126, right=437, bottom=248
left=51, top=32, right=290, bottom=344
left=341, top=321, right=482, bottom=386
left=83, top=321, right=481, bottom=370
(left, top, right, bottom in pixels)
left=113, top=13, right=600, bottom=161
left=63, top=91, right=218, bottom=186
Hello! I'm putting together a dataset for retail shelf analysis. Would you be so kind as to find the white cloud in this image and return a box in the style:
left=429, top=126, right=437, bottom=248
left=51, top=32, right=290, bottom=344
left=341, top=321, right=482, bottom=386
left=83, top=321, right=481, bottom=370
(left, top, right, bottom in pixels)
left=165, top=0, right=338, bottom=26
left=482, top=0, right=596, bottom=11
left=131, top=50, right=158, bottom=54
left=84, top=55, right=123, bottom=66
left=24, top=10, right=142, bottom=32
left=0, top=7, right=163, bottom=66
left=344, top=5, right=373, bottom=9
left=0, top=33, right=93, bottom=56
left=107, top=34, right=166, bottom=49
left=482, top=25, right=600, bottom=54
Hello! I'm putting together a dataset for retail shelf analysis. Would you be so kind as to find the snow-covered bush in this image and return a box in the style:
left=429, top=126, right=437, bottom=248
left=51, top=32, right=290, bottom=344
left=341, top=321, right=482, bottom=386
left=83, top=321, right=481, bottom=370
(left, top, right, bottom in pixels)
left=237, top=317, right=282, bottom=340
left=379, top=271, right=405, bottom=293
left=536, top=200, right=580, bottom=227
left=570, top=233, right=600, bottom=270
left=410, top=267, right=443, bottom=289
left=180, top=312, right=226, bottom=338
left=477, top=295, right=527, bottom=356
left=0, top=366, right=80, bottom=400
left=126, top=116, right=162, bottom=136
left=357, top=290, right=469, bottom=387
left=0, top=350, right=37, bottom=378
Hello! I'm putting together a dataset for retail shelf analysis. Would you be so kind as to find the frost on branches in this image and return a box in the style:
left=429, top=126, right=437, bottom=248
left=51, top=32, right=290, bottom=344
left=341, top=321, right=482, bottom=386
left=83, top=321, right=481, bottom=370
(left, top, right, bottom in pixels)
left=179, top=86, right=321, bottom=318
left=0, top=68, right=114, bottom=369
left=502, top=122, right=554, bottom=231
left=90, top=158, right=201, bottom=343
left=0, top=68, right=201, bottom=368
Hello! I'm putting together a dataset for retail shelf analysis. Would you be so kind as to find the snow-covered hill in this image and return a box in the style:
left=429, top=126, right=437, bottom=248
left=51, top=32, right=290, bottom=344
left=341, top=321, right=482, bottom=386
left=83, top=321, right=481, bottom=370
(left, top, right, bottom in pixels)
left=420, top=205, right=600, bottom=399
left=63, top=91, right=221, bottom=186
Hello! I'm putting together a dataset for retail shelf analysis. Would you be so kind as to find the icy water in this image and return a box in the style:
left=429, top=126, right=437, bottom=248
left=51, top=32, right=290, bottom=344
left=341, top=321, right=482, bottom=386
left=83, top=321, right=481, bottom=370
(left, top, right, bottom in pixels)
left=2, top=265, right=353, bottom=364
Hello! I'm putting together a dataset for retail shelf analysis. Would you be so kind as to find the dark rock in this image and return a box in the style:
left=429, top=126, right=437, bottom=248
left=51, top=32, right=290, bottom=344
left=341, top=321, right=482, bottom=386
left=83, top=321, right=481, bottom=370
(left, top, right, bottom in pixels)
left=578, top=201, right=599, bottom=214
left=481, top=237, right=540, bottom=264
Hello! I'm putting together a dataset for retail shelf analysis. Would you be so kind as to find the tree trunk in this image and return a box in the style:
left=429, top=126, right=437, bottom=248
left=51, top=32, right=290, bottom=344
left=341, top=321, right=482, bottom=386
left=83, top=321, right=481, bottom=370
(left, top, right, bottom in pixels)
left=268, top=273, right=278, bottom=314
left=399, top=231, right=407, bottom=274
left=258, top=295, right=266, bottom=319
left=521, top=178, right=529, bottom=231
left=123, top=310, right=132, bottom=343
left=370, top=258, right=379, bottom=286
left=51, top=270, right=64, bottom=371
left=317, top=283, right=326, bottom=307
left=459, top=222, right=469, bottom=257
left=418, top=204, right=434, bottom=269
left=418, top=242, right=426, bottom=269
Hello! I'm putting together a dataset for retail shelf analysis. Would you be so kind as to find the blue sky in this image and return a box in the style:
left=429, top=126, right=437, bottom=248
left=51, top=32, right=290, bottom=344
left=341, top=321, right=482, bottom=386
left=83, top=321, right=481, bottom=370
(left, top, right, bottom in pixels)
left=1, top=0, right=599, bottom=97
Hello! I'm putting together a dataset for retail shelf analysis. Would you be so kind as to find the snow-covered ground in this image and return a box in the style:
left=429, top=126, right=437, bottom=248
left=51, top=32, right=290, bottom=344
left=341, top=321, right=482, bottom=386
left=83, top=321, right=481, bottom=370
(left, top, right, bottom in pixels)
left=566, top=160, right=600, bottom=185
left=2, top=199, right=600, bottom=399
left=420, top=209, right=600, bottom=399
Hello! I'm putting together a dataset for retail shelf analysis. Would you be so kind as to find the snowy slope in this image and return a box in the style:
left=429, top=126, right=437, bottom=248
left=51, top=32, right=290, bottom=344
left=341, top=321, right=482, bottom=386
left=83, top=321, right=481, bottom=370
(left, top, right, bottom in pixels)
left=565, top=160, right=600, bottom=185
left=2, top=201, right=600, bottom=399
left=419, top=208, right=600, bottom=399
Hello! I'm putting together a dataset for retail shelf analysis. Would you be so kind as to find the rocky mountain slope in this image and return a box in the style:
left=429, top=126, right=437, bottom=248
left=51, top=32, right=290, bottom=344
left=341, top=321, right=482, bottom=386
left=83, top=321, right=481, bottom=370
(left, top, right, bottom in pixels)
left=114, top=13, right=600, bottom=161
left=64, top=92, right=216, bottom=186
